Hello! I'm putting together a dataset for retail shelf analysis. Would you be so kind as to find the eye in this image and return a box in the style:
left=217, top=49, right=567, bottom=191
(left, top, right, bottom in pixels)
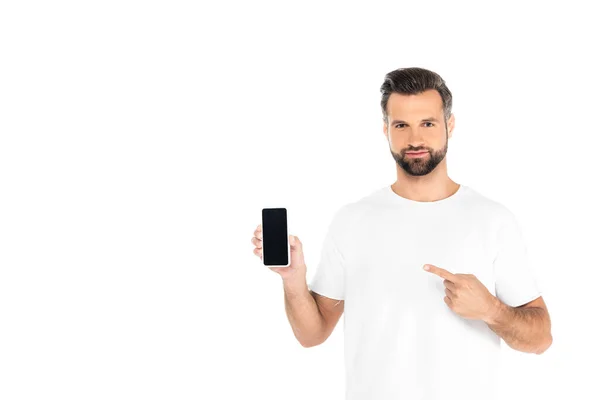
left=424, top=122, right=434, bottom=127
left=395, top=123, right=406, bottom=129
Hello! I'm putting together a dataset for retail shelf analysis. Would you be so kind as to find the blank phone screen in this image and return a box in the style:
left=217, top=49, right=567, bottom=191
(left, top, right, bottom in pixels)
left=261, top=208, right=288, bottom=266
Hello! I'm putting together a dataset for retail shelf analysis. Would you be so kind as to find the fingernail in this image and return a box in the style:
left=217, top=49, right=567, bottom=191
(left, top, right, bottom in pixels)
left=423, top=265, right=430, bottom=270
left=290, top=236, right=294, bottom=244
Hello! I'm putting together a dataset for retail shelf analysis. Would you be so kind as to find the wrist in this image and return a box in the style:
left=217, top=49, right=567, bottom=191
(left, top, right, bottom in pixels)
left=484, top=296, right=504, bottom=325
left=282, top=275, right=307, bottom=291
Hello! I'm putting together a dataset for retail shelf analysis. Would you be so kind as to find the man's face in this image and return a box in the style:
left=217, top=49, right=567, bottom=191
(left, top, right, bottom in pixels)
left=383, top=89, right=454, bottom=176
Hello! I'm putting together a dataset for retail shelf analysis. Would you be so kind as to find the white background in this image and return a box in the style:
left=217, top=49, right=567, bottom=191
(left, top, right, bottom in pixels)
left=1, top=1, right=598, bottom=399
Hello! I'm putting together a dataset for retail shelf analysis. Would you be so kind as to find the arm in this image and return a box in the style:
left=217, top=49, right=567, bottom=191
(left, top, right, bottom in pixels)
left=282, top=278, right=344, bottom=348
left=484, top=296, right=553, bottom=354
left=424, top=264, right=553, bottom=355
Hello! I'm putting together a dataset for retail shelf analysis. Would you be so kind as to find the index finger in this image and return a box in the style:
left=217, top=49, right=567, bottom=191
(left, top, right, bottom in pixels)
left=423, top=264, right=456, bottom=281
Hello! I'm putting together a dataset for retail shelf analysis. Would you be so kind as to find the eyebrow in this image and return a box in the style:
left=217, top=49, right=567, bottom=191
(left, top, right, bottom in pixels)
left=390, top=117, right=440, bottom=124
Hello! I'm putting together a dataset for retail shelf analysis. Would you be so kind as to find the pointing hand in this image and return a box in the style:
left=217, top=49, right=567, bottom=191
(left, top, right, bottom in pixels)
left=423, top=264, right=498, bottom=322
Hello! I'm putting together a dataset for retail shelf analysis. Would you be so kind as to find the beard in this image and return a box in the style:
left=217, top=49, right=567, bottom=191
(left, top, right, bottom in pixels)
left=389, top=132, right=448, bottom=177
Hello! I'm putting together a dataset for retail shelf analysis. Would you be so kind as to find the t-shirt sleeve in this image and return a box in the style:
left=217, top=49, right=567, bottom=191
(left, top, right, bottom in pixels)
left=493, top=209, right=542, bottom=308
left=307, top=208, right=347, bottom=301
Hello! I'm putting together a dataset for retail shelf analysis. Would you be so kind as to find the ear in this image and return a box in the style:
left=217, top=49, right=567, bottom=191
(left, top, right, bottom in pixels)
left=383, top=120, right=388, bottom=140
left=447, top=113, right=455, bottom=139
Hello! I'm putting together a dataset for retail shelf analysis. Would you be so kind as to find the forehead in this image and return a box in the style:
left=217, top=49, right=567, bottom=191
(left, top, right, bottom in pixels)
left=387, top=89, right=443, bottom=118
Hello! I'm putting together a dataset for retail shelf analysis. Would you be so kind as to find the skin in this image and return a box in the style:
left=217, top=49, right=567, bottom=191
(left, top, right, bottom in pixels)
left=251, top=225, right=343, bottom=347
left=424, top=264, right=552, bottom=354
left=383, top=90, right=459, bottom=202
left=251, top=88, right=552, bottom=353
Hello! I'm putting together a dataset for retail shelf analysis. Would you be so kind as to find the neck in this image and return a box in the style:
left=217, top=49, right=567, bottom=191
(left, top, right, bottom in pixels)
left=391, top=161, right=459, bottom=202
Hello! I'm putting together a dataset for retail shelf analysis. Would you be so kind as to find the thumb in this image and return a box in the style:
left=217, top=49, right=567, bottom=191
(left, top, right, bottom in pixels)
left=289, top=235, right=301, bottom=250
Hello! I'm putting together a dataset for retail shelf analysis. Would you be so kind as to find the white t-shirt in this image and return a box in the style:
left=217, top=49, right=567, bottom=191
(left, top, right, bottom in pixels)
left=308, top=184, right=541, bottom=400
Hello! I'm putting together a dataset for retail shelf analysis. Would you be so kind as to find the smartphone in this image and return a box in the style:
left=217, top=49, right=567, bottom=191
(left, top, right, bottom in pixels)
left=261, top=207, right=291, bottom=267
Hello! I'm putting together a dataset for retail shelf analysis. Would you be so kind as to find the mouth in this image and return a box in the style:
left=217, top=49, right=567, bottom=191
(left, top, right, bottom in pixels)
left=405, top=151, right=429, bottom=158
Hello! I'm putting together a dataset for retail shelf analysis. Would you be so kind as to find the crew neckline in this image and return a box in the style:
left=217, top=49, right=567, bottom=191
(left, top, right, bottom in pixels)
left=385, top=184, right=467, bottom=206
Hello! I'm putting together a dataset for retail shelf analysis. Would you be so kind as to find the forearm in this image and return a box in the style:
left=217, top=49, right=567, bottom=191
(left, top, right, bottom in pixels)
left=484, top=298, right=552, bottom=354
left=282, top=278, right=325, bottom=347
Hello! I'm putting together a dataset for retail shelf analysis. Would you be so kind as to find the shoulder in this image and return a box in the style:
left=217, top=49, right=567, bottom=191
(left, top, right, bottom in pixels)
left=327, top=186, right=387, bottom=232
left=334, top=186, right=387, bottom=220
left=461, top=185, right=519, bottom=226
left=461, top=185, right=503, bottom=211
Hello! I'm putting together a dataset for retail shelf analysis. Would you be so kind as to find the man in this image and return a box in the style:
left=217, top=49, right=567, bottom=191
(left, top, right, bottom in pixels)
left=250, top=67, right=552, bottom=400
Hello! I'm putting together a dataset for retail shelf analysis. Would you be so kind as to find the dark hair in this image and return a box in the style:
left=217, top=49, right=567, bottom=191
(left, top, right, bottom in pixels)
left=380, top=67, right=452, bottom=124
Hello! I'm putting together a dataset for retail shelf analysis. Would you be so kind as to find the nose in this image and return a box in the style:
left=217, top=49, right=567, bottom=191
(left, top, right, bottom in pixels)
left=406, top=129, right=426, bottom=148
